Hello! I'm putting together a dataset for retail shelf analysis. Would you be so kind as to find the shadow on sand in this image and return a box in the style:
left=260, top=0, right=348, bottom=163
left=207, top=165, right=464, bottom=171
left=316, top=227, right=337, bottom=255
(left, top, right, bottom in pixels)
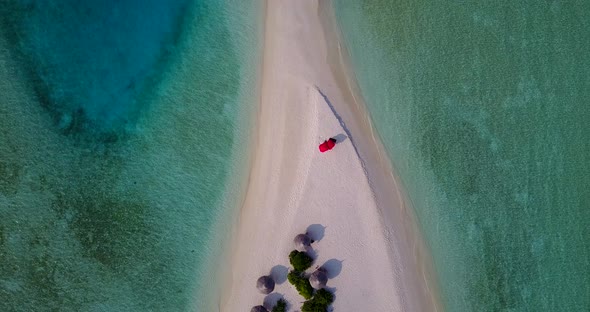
left=306, top=224, right=326, bottom=242
left=321, top=259, right=343, bottom=279
left=270, top=265, right=288, bottom=284
left=264, top=293, right=287, bottom=310
left=333, top=133, right=348, bottom=144
left=315, top=86, right=370, bottom=179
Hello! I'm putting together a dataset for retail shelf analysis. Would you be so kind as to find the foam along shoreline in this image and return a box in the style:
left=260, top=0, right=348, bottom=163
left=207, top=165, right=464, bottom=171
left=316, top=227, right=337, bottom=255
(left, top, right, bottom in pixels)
left=221, top=1, right=441, bottom=311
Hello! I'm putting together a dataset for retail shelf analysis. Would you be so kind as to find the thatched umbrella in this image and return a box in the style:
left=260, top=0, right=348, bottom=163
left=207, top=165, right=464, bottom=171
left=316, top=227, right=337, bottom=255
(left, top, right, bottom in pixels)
left=293, top=233, right=312, bottom=250
left=309, top=268, right=328, bottom=289
left=256, top=275, right=275, bottom=294
left=251, top=305, right=268, bottom=312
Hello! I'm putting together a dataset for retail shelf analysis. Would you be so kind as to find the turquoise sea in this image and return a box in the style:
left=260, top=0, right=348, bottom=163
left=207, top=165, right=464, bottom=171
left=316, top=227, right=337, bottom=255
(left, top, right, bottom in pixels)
left=0, top=0, right=261, bottom=311
left=334, top=1, right=589, bottom=311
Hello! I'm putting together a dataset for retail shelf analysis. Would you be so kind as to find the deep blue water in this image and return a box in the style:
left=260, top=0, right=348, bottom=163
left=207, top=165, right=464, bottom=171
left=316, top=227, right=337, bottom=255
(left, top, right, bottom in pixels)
left=1, top=0, right=190, bottom=134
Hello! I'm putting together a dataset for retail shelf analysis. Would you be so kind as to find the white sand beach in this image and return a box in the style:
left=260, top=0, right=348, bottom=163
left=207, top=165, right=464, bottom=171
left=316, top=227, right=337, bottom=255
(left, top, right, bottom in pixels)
left=221, top=1, right=440, bottom=311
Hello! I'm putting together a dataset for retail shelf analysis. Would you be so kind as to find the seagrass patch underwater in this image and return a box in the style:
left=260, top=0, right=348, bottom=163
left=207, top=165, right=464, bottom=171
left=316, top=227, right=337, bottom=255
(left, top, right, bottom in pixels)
left=0, top=0, right=262, bottom=310
left=334, top=1, right=590, bottom=311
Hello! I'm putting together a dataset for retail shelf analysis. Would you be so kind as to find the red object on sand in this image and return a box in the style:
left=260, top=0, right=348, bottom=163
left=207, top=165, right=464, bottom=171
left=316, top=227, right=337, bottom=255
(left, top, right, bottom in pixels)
left=319, top=139, right=336, bottom=153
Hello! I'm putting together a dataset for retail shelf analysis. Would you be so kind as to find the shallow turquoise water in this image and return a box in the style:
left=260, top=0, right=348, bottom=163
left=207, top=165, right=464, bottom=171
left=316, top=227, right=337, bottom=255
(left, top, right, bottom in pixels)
left=0, top=1, right=261, bottom=311
left=334, top=1, right=590, bottom=311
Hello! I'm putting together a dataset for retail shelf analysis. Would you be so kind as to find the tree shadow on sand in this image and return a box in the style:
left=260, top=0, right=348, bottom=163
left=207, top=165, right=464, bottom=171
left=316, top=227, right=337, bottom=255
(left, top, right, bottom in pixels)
left=264, top=293, right=288, bottom=310
left=306, top=247, right=318, bottom=261
left=325, top=286, right=338, bottom=312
